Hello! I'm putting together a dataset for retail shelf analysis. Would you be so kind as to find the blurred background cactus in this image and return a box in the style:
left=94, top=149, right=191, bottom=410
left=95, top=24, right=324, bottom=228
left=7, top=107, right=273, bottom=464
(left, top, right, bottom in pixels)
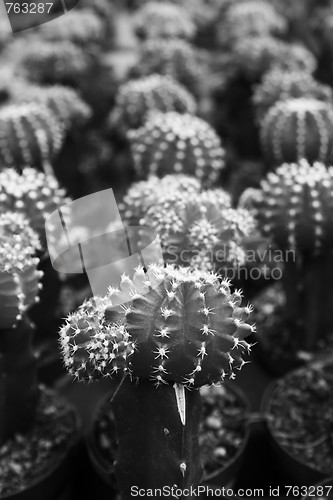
left=128, top=111, right=225, bottom=185
left=60, top=264, right=254, bottom=499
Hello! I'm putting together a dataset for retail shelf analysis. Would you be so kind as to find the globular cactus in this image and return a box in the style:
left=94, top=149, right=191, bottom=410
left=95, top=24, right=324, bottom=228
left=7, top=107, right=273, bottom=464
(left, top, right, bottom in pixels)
left=218, top=0, right=287, bottom=47
left=128, top=111, right=225, bottom=186
left=0, top=212, right=42, bottom=330
left=134, top=39, right=208, bottom=97
left=134, top=2, right=196, bottom=40
left=39, top=10, right=107, bottom=49
left=0, top=102, right=65, bottom=175
left=60, top=264, right=255, bottom=387
left=109, top=75, right=196, bottom=132
left=232, top=37, right=316, bottom=81
left=250, top=160, right=333, bottom=255
left=12, top=40, right=93, bottom=88
left=14, top=85, right=92, bottom=131
left=260, top=98, right=333, bottom=165
left=253, top=69, right=333, bottom=123
left=140, top=189, right=255, bottom=273
left=120, top=174, right=202, bottom=226
left=0, top=167, right=70, bottom=244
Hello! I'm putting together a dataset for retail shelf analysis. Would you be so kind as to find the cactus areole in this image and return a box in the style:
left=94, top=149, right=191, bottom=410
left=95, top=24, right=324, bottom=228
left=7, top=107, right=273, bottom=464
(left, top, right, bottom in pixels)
left=60, top=265, right=254, bottom=498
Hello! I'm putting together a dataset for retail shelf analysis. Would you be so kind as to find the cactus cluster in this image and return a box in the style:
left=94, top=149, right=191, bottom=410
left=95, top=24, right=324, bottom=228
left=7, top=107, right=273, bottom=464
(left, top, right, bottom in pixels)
left=140, top=188, right=255, bottom=272
left=134, top=2, right=196, bottom=40
left=109, top=75, right=196, bottom=132
left=260, top=98, right=333, bottom=165
left=120, top=174, right=202, bottom=226
left=253, top=69, right=333, bottom=123
left=0, top=212, right=42, bottom=329
left=232, top=37, right=316, bottom=81
left=0, top=167, right=70, bottom=242
left=14, top=85, right=92, bottom=131
left=219, top=0, right=287, bottom=46
left=250, top=159, right=333, bottom=255
left=135, top=39, right=207, bottom=97
left=128, top=111, right=225, bottom=186
left=60, top=264, right=255, bottom=387
left=39, top=10, right=107, bottom=49
left=0, top=102, right=65, bottom=174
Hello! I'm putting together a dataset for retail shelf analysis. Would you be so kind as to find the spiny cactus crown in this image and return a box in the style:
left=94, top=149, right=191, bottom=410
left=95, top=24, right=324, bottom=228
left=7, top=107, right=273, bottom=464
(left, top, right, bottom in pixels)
left=39, top=10, right=106, bottom=48
left=110, top=75, right=196, bottom=131
left=0, top=102, right=64, bottom=173
left=14, top=40, right=92, bottom=86
left=15, top=85, right=92, bottom=130
left=253, top=69, right=333, bottom=123
left=134, top=1, right=196, bottom=40
left=141, top=188, right=255, bottom=272
left=128, top=111, right=225, bottom=186
left=60, top=264, right=255, bottom=387
left=136, top=39, right=207, bottom=97
left=222, top=0, right=286, bottom=41
left=260, top=98, right=333, bottom=165
left=0, top=212, right=42, bottom=329
left=252, top=159, right=333, bottom=255
left=0, top=167, right=70, bottom=240
left=120, top=174, right=202, bottom=227
left=232, top=37, right=316, bottom=80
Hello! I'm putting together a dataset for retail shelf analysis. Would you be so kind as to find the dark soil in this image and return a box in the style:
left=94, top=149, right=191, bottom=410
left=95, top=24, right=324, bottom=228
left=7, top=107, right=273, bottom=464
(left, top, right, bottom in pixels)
left=90, top=383, right=248, bottom=485
left=266, top=359, right=333, bottom=476
left=0, top=387, right=78, bottom=497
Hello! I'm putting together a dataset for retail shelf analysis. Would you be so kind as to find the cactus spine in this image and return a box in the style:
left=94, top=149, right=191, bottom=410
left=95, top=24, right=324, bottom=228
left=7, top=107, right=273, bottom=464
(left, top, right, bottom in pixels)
left=0, top=213, right=42, bottom=444
left=60, top=265, right=254, bottom=498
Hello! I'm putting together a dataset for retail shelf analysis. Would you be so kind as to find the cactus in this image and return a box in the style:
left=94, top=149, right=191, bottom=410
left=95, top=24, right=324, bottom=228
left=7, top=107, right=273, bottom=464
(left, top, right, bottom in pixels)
left=39, top=10, right=108, bottom=50
left=134, top=38, right=208, bottom=97
left=0, top=102, right=65, bottom=175
left=109, top=75, right=196, bottom=132
left=120, top=174, right=202, bottom=226
left=140, top=189, right=255, bottom=274
left=60, top=264, right=254, bottom=499
left=260, top=98, right=333, bottom=166
left=250, top=159, right=333, bottom=352
left=218, top=0, right=287, bottom=47
left=0, top=213, right=42, bottom=443
left=0, top=167, right=70, bottom=245
left=253, top=69, right=333, bottom=123
left=14, top=85, right=92, bottom=131
left=128, top=111, right=225, bottom=186
left=231, top=37, right=316, bottom=81
left=134, top=2, right=196, bottom=40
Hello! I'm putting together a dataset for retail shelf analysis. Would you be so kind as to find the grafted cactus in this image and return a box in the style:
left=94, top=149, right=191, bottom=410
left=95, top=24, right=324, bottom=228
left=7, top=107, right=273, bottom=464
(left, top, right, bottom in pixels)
left=14, top=85, right=92, bottom=131
left=232, top=37, right=316, bottom=81
left=39, top=10, right=107, bottom=49
left=0, top=102, right=64, bottom=175
left=109, top=75, right=196, bottom=132
left=128, top=111, right=225, bottom=186
left=134, top=39, right=208, bottom=97
left=253, top=70, right=333, bottom=123
left=60, top=265, right=254, bottom=499
left=0, top=167, right=70, bottom=244
left=0, top=213, right=42, bottom=444
left=250, top=159, right=333, bottom=353
left=12, top=40, right=93, bottom=88
left=134, top=2, right=196, bottom=40
left=260, top=98, right=333, bottom=165
left=140, top=189, right=255, bottom=274
left=218, top=0, right=287, bottom=47
left=120, top=174, right=202, bottom=226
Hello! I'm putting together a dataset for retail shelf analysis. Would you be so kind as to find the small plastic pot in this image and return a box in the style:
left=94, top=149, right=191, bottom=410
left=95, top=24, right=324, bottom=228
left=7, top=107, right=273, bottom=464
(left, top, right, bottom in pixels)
left=0, top=402, right=80, bottom=500
left=261, top=373, right=330, bottom=486
left=86, top=384, right=250, bottom=498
